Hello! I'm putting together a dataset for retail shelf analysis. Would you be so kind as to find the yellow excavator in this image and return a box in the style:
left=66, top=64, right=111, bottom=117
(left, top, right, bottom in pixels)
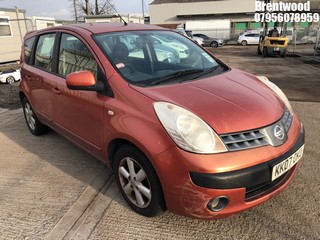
left=258, top=21, right=289, bottom=58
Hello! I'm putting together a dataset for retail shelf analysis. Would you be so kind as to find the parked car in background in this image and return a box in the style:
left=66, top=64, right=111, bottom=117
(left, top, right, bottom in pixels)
left=20, top=23, right=304, bottom=220
left=193, top=33, right=224, bottom=48
left=175, top=29, right=203, bottom=46
left=191, top=35, right=204, bottom=45
left=237, top=33, right=260, bottom=45
left=0, top=69, right=21, bottom=84
left=152, top=34, right=190, bottom=59
left=301, top=30, right=317, bottom=44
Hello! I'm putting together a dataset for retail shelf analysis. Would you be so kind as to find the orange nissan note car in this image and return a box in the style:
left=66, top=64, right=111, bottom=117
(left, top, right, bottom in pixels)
left=19, top=23, right=304, bottom=219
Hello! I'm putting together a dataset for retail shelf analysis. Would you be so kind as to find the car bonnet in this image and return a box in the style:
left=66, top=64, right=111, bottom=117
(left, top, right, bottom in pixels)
left=130, top=68, right=285, bottom=134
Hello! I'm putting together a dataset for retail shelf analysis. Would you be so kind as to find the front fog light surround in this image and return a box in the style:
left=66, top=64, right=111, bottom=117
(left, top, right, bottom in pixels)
left=154, top=102, right=227, bottom=154
left=207, top=196, right=229, bottom=212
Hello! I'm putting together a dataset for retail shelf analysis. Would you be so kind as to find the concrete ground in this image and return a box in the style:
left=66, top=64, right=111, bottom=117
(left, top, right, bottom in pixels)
left=0, top=46, right=319, bottom=239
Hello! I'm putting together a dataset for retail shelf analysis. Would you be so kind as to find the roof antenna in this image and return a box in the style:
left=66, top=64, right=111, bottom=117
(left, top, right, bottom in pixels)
left=109, top=2, right=127, bottom=26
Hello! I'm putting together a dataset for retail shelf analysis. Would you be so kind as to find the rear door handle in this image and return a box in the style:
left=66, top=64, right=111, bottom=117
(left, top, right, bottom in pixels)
left=25, top=75, right=32, bottom=81
left=52, top=88, right=61, bottom=95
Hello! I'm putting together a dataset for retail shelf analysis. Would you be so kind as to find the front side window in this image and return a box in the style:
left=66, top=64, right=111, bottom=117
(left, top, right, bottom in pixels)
left=0, top=17, right=12, bottom=37
left=35, top=33, right=55, bottom=71
left=58, top=33, right=98, bottom=77
left=94, top=31, right=227, bottom=87
left=24, top=37, right=35, bottom=65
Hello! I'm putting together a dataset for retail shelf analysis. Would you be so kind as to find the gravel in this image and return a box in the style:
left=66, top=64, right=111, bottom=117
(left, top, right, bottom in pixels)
left=0, top=82, right=21, bottom=109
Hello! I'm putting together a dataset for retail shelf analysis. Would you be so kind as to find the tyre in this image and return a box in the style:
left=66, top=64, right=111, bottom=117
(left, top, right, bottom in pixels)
left=22, top=97, right=48, bottom=135
left=210, top=41, right=218, bottom=48
left=114, top=144, right=165, bottom=217
left=281, top=51, right=287, bottom=58
left=241, top=40, right=247, bottom=46
left=6, top=76, right=15, bottom=84
left=263, top=47, right=268, bottom=57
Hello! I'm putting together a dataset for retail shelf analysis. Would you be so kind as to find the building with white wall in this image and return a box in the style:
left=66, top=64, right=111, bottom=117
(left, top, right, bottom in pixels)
left=149, top=0, right=320, bottom=39
left=84, top=14, right=144, bottom=24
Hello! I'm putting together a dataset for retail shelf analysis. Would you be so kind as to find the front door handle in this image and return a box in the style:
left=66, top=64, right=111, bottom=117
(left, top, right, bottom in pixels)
left=52, top=88, right=61, bottom=95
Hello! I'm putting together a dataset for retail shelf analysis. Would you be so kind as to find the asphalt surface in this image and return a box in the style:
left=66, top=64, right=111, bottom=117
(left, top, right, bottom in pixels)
left=0, top=46, right=319, bottom=239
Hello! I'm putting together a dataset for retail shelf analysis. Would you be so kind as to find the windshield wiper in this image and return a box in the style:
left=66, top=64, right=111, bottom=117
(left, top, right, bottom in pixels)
left=150, top=68, right=205, bottom=86
left=189, top=65, right=222, bottom=80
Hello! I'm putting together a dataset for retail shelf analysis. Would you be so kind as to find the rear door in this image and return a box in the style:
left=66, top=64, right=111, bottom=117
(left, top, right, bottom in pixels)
left=253, top=34, right=260, bottom=44
left=26, top=33, right=56, bottom=124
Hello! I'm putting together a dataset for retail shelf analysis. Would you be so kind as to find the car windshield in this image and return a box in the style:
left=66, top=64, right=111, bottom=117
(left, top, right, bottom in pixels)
left=94, top=30, right=227, bottom=87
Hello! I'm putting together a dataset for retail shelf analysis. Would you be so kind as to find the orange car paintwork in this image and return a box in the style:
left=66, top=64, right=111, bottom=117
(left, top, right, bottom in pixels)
left=19, top=23, right=304, bottom=219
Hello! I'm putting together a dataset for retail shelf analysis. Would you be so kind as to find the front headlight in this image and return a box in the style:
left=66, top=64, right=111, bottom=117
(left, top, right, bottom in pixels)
left=154, top=102, right=227, bottom=154
left=256, top=76, right=293, bottom=114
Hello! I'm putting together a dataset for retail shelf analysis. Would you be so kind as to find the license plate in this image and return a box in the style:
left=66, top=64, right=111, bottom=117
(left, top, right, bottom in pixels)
left=274, top=47, right=280, bottom=51
left=271, top=145, right=304, bottom=181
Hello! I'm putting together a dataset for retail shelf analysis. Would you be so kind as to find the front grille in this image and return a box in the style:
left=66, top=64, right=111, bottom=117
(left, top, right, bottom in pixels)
left=281, top=108, right=293, bottom=131
left=221, top=130, right=268, bottom=151
left=220, top=108, right=292, bottom=151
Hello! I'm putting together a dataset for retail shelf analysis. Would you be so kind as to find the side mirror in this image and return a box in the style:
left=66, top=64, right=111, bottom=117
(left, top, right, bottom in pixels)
left=66, top=70, right=104, bottom=92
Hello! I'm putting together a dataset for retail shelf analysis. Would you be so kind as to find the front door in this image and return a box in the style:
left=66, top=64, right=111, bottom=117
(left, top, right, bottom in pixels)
left=52, top=33, right=104, bottom=158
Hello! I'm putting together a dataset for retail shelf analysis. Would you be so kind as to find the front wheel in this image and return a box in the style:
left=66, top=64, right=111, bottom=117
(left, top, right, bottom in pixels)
left=241, top=40, right=247, bottom=46
left=114, top=145, right=165, bottom=217
left=263, top=47, right=268, bottom=57
left=210, top=41, right=218, bottom=48
left=22, top=97, right=48, bottom=135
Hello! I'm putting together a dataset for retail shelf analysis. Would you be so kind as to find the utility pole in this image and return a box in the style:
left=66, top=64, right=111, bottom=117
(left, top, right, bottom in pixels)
left=15, top=6, right=23, bottom=43
left=142, top=0, right=145, bottom=18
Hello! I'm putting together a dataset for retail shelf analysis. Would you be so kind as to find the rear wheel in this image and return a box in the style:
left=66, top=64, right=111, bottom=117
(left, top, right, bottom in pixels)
left=113, top=145, right=165, bottom=217
left=6, top=76, right=15, bottom=84
left=210, top=41, right=218, bottom=48
left=22, top=97, right=48, bottom=135
left=241, top=40, right=247, bottom=46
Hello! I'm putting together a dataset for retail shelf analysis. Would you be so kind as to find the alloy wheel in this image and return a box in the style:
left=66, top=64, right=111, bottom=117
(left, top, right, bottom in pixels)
left=24, top=102, right=36, bottom=131
left=6, top=76, right=15, bottom=84
left=118, top=157, right=152, bottom=208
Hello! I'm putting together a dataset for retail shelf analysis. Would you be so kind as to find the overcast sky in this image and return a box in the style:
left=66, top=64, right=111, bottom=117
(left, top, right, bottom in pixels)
left=0, top=0, right=153, bottom=19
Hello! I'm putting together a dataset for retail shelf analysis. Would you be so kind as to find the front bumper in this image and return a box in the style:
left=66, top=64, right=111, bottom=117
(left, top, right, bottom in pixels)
left=191, top=126, right=304, bottom=200
left=152, top=117, right=304, bottom=219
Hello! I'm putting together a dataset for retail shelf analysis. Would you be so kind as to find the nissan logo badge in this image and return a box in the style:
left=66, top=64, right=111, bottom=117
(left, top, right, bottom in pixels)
left=274, top=125, right=285, bottom=140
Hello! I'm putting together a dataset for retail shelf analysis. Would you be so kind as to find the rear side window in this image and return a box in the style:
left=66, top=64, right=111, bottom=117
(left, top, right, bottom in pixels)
left=58, top=33, right=98, bottom=78
left=35, top=33, right=55, bottom=71
left=24, top=37, right=35, bottom=65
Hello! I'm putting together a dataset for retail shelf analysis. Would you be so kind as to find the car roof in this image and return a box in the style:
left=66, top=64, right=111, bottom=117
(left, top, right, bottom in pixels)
left=25, top=23, right=166, bottom=39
